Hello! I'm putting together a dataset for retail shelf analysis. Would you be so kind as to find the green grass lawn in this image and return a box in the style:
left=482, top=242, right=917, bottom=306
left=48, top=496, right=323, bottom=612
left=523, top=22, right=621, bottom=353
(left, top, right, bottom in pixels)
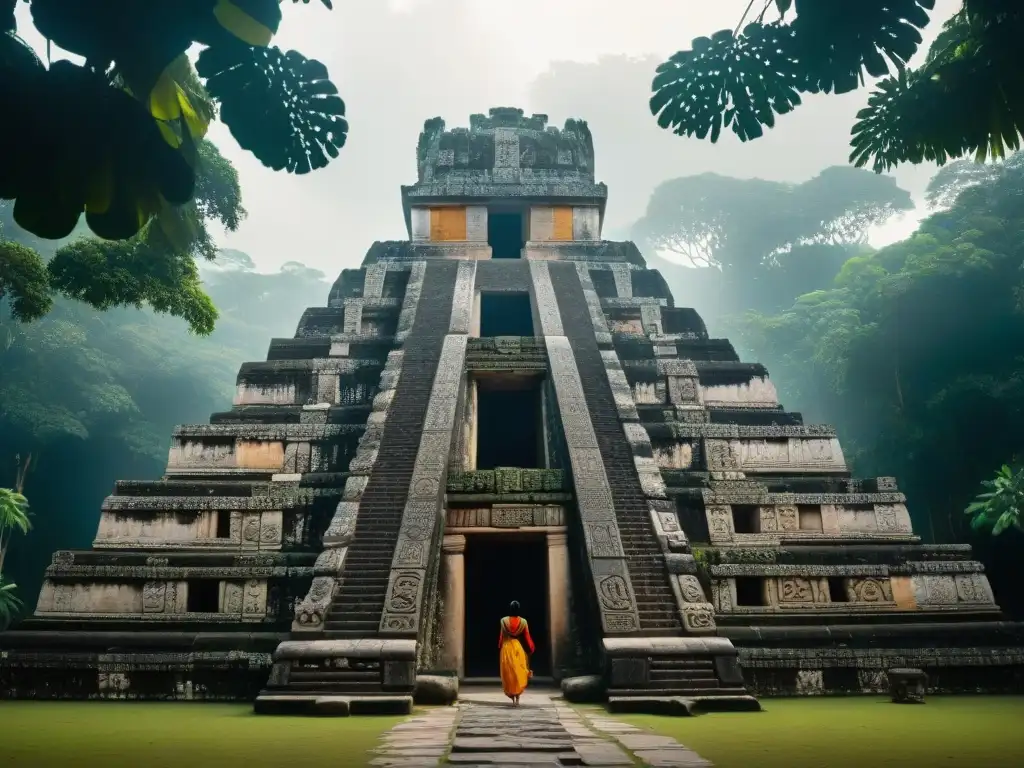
left=0, top=702, right=407, bottom=767
left=605, top=696, right=1024, bottom=768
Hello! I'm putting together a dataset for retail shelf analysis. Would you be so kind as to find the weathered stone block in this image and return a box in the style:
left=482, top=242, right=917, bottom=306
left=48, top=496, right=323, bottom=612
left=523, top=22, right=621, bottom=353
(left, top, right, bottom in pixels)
left=414, top=674, right=458, bottom=705
left=561, top=674, right=606, bottom=703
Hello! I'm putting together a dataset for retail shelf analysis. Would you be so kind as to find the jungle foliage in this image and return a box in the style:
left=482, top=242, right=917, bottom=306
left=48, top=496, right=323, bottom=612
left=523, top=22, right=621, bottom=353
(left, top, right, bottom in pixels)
left=732, top=156, right=1024, bottom=605
left=1, top=0, right=344, bottom=241
left=651, top=1, right=1024, bottom=171
left=632, top=165, right=911, bottom=322
left=0, top=222, right=330, bottom=611
left=1, top=137, right=243, bottom=334
left=0, top=1, right=342, bottom=332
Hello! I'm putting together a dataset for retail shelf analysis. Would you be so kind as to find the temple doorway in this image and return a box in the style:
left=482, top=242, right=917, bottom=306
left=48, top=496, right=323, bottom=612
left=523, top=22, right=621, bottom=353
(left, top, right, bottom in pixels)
left=463, top=534, right=551, bottom=679
left=488, top=210, right=525, bottom=258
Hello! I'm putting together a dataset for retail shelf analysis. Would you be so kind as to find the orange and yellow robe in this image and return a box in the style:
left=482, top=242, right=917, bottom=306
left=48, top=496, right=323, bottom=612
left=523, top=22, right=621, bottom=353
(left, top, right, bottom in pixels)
left=498, top=615, right=536, bottom=698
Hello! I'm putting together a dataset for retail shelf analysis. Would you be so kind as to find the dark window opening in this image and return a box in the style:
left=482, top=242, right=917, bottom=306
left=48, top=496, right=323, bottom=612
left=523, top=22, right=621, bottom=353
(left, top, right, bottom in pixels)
left=479, top=292, right=534, bottom=337
left=477, top=384, right=543, bottom=469
left=828, top=577, right=849, bottom=603
left=589, top=269, right=617, bottom=298
left=464, top=535, right=550, bottom=678
left=187, top=580, right=220, bottom=613
left=731, top=505, right=760, bottom=534
left=488, top=211, right=525, bottom=259
left=216, top=510, right=231, bottom=539
left=734, top=577, right=766, bottom=606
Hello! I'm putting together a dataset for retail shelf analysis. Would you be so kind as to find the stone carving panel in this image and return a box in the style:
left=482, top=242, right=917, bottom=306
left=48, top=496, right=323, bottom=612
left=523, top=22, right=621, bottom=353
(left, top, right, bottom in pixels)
left=777, top=505, right=799, bottom=532
left=911, top=574, right=959, bottom=606
left=491, top=507, right=535, bottom=527
left=222, top=581, right=244, bottom=616
left=676, top=575, right=706, bottom=604
left=449, top=260, right=476, bottom=334
left=706, top=505, right=734, bottom=542
left=776, top=577, right=815, bottom=603
left=242, top=580, right=267, bottom=618
left=682, top=603, right=716, bottom=633
left=711, top=580, right=734, bottom=612
left=954, top=573, right=995, bottom=605
left=142, top=582, right=166, bottom=613
left=847, top=577, right=893, bottom=603
left=667, top=376, right=701, bottom=405
left=705, top=440, right=741, bottom=471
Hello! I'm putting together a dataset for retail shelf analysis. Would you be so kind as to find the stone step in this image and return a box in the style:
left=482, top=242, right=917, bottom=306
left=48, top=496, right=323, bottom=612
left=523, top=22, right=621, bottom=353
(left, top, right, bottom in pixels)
left=324, top=611, right=380, bottom=623
left=610, top=686, right=750, bottom=697
left=327, top=261, right=459, bottom=637
left=650, top=658, right=715, bottom=669
left=288, top=670, right=380, bottom=682
left=650, top=670, right=718, bottom=682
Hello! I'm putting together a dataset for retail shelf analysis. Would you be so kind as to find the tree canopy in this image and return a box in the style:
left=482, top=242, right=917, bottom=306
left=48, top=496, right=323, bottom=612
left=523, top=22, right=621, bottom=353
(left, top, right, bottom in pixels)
left=650, top=1, right=1024, bottom=171
left=1, top=136, right=245, bottom=333
left=0, top=0, right=345, bottom=244
left=632, top=166, right=911, bottom=319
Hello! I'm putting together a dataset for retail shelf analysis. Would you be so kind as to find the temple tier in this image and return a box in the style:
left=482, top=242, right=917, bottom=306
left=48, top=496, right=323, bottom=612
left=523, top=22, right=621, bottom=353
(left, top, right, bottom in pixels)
left=3, top=107, right=1022, bottom=713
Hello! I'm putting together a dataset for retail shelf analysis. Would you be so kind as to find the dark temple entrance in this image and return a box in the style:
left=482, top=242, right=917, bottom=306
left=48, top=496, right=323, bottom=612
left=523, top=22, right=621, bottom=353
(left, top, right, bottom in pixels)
left=488, top=210, right=526, bottom=259
left=475, top=379, right=544, bottom=470
left=463, top=534, right=550, bottom=679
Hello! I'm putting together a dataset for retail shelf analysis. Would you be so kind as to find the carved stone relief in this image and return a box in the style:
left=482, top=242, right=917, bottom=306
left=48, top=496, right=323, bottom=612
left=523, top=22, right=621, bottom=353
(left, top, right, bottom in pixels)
left=142, top=582, right=166, bottom=613
left=847, top=578, right=893, bottom=603
left=706, top=505, right=734, bottom=543
left=777, top=577, right=815, bottom=603
left=380, top=331, right=469, bottom=634
left=530, top=262, right=641, bottom=633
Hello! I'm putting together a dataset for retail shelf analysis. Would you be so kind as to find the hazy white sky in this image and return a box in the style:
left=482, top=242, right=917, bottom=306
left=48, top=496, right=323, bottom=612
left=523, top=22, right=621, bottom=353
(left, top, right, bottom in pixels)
left=15, top=0, right=958, bottom=272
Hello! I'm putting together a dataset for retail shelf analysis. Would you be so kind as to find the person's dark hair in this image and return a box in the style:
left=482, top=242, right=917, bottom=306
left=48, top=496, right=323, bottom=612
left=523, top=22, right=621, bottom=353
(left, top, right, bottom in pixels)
left=509, top=600, right=520, bottom=616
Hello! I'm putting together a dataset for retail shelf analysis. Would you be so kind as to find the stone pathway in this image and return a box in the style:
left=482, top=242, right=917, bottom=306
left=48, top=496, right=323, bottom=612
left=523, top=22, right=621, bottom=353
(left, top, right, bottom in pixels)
left=368, top=688, right=712, bottom=767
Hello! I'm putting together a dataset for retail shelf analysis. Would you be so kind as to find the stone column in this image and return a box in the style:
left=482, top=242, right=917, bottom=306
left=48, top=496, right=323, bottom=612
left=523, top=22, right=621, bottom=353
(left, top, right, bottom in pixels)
left=441, top=534, right=467, bottom=679
left=546, top=531, right=570, bottom=681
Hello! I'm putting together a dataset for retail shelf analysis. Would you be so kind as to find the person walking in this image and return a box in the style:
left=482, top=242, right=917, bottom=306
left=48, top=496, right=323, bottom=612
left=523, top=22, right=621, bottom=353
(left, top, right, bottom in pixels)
left=498, top=600, right=535, bottom=706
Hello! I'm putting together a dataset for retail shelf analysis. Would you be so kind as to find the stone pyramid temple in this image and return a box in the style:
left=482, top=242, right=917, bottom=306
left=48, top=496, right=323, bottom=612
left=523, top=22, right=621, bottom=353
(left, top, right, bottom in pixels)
left=3, top=108, right=1023, bottom=713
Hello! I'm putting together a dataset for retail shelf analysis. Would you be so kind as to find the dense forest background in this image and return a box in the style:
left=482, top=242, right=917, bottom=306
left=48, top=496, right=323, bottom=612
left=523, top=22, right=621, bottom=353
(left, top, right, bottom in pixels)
left=3, top=153, right=1023, bottom=618
left=644, top=157, right=1024, bottom=618
left=0, top=200, right=329, bottom=606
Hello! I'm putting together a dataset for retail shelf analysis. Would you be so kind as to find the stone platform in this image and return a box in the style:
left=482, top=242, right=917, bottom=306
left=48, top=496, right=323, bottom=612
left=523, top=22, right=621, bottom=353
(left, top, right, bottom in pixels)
left=366, top=688, right=712, bottom=767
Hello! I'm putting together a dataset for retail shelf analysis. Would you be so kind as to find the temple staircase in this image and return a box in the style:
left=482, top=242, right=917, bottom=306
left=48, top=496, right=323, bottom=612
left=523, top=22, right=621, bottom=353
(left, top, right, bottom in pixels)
left=256, top=262, right=459, bottom=711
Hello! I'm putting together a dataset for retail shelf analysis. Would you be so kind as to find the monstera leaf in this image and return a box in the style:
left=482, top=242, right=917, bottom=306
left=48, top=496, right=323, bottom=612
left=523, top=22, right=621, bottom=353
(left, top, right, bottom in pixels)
left=197, top=43, right=348, bottom=173
left=651, top=24, right=804, bottom=143
left=4, top=0, right=344, bottom=245
left=651, top=0, right=937, bottom=143
left=788, top=0, right=935, bottom=94
left=852, top=6, right=1024, bottom=170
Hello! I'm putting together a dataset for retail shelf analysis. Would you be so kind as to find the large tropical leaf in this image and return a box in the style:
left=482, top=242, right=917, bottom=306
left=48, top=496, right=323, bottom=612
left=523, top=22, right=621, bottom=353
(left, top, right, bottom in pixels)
left=650, top=24, right=804, bottom=143
left=789, top=0, right=936, bottom=94
left=197, top=43, right=347, bottom=173
left=651, top=1, right=937, bottom=144
left=0, top=487, right=30, bottom=533
left=0, top=579, right=23, bottom=627
left=851, top=5, right=1024, bottom=171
